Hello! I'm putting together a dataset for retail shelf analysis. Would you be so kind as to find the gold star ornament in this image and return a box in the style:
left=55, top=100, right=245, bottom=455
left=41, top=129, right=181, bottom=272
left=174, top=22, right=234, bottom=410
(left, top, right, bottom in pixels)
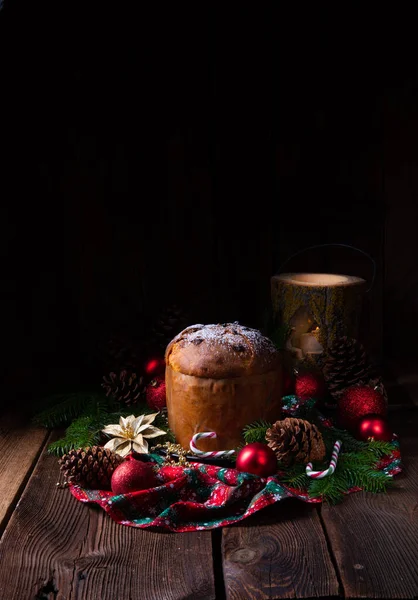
left=102, top=414, right=166, bottom=457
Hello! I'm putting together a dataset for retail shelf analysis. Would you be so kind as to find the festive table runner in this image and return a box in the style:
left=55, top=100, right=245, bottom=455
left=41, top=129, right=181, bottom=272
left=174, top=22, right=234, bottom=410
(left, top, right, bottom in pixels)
left=69, top=438, right=401, bottom=533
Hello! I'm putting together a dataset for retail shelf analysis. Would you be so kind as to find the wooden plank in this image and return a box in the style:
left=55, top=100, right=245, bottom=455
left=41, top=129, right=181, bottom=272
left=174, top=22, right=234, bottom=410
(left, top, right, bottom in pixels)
left=0, top=413, right=49, bottom=535
left=222, top=499, right=339, bottom=599
left=0, top=432, right=216, bottom=600
left=321, top=408, right=418, bottom=599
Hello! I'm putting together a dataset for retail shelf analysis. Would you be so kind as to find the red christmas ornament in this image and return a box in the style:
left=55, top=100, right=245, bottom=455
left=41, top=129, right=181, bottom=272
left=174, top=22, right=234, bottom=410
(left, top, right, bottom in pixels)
left=235, top=442, right=277, bottom=477
left=144, top=357, right=165, bottom=378
left=295, top=370, right=326, bottom=400
left=357, top=414, right=392, bottom=442
left=111, top=455, right=157, bottom=495
left=146, top=374, right=167, bottom=411
left=338, top=385, right=387, bottom=432
left=283, top=368, right=295, bottom=396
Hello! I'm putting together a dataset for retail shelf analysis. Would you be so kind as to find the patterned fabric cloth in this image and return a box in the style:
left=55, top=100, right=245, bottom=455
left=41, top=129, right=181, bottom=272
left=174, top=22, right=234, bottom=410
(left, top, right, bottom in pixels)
left=70, top=441, right=402, bottom=532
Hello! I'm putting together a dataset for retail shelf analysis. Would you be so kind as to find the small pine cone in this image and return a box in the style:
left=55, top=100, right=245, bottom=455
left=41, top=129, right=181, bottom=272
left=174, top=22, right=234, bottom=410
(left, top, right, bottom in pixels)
left=266, top=417, right=326, bottom=467
left=59, top=446, right=124, bottom=489
left=102, top=369, right=145, bottom=406
left=324, top=337, right=374, bottom=401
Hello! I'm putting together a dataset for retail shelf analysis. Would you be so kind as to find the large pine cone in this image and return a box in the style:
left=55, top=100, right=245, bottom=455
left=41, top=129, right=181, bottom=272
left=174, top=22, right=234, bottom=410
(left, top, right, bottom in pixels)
left=59, top=446, right=123, bottom=489
left=102, top=369, right=145, bottom=406
left=324, top=336, right=374, bottom=401
left=266, top=418, right=326, bottom=467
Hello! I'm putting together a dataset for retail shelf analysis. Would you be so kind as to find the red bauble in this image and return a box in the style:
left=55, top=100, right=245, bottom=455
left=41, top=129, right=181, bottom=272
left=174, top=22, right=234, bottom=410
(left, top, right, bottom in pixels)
left=144, top=357, right=166, bottom=378
left=338, top=385, right=387, bottom=432
left=111, top=455, right=157, bottom=495
left=235, top=443, right=277, bottom=477
left=146, top=374, right=167, bottom=411
left=295, top=370, right=326, bottom=400
left=283, top=368, right=295, bottom=396
left=357, top=414, right=392, bottom=442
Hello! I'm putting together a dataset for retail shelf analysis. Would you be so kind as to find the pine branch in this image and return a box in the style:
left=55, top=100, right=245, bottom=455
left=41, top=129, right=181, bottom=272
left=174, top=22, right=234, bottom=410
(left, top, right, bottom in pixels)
left=280, top=464, right=310, bottom=490
left=32, top=393, right=107, bottom=428
left=48, top=438, right=80, bottom=457
left=47, top=405, right=173, bottom=456
left=307, top=444, right=395, bottom=503
left=345, top=466, right=394, bottom=493
left=242, top=420, right=273, bottom=444
left=367, top=439, right=396, bottom=458
left=339, top=451, right=376, bottom=469
left=320, top=425, right=368, bottom=453
left=47, top=415, right=103, bottom=456
left=308, top=471, right=348, bottom=504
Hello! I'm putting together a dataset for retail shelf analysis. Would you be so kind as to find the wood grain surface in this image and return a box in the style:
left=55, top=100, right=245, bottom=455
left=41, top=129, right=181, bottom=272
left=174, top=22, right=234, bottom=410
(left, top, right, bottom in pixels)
left=1, top=409, right=418, bottom=599
left=321, top=408, right=418, bottom=599
left=222, top=499, right=339, bottom=599
left=0, top=432, right=216, bottom=600
left=0, top=413, right=49, bottom=534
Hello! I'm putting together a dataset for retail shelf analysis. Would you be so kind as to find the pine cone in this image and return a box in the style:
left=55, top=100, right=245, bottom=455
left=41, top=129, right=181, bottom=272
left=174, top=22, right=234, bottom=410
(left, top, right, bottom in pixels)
left=101, top=369, right=145, bottom=406
left=266, top=418, right=326, bottom=467
left=59, top=446, right=123, bottom=489
left=149, top=304, right=190, bottom=351
left=97, top=333, right=145, bottom=371
left=324, top=337, right=374, bottom=401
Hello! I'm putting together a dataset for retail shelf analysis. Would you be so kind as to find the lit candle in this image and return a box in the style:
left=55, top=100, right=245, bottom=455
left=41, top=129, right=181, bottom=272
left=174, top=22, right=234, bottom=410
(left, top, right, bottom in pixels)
left=271, top=272, right=367, bottom=364
left=300, top=329, right=323, bottom=356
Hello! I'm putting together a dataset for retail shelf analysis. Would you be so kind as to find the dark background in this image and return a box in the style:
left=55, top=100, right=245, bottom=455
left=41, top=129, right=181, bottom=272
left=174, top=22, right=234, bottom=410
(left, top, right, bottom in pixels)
left=1, top=4, right=417, bottom=410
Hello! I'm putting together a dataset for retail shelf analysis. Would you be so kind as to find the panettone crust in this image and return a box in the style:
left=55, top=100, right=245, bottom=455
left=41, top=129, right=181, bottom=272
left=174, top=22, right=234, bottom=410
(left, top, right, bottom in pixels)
left=165, top=323, right=280, bottom=379
left=166, top=365, right=283, bottom=451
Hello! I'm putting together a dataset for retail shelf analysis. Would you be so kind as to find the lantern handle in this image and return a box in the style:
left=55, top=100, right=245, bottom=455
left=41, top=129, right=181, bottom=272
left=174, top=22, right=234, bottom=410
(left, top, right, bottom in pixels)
left=275, top=243, right=376, bottom=293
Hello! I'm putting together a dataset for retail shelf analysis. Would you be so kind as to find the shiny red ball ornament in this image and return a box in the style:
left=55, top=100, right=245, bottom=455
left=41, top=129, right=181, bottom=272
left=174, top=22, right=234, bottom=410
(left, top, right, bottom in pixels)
left=235, top=443, right=278, bottom=477
left=144, top=357, right=166, bottom=378
left=357, top=414, right=392, bottom=442
left=338, top=385, right=387, bottom=432
left=295, top=370, right=326, bottom=400
left=146, top=374, right=167, bottom=411
left=111, top=455, right=157, bottom=495
left=283, top=368, right=295, bottom=396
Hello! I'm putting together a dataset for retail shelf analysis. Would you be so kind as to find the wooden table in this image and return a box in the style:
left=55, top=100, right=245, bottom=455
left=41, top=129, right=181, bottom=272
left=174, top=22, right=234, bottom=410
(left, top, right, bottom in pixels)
left=0, top=406, right=417, bottom=600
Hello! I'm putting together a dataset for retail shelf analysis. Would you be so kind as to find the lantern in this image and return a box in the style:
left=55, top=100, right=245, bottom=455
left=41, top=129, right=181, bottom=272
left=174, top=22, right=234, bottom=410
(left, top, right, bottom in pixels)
left=271, top=272, right=367, bottom=367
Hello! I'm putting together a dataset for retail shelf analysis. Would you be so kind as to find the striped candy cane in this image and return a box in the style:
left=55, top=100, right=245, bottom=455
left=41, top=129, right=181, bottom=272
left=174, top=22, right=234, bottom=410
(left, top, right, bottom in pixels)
left=190, top=432, right=236, bottom=459
left=306, top=440, right=342, bottom=479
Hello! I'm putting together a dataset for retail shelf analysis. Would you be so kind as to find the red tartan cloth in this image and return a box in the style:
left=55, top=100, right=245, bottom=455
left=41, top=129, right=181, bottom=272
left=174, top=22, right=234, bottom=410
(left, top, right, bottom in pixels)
left=69, top=442, right=402, bottom=532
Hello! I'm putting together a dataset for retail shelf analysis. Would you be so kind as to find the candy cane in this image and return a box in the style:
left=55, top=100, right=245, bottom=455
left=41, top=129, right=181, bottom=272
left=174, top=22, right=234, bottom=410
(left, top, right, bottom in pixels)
left=190, top=432, right=236, bottom=459
left=306, top=440, right=342, bottom=479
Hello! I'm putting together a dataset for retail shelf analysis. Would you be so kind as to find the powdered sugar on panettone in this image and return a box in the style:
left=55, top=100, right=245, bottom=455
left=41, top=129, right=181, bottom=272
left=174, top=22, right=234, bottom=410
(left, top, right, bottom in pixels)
left=169, top=322, right=277, bottom=364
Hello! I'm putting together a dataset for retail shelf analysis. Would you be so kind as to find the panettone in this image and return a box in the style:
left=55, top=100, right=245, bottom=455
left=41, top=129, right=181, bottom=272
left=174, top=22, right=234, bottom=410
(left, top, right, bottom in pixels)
left=165, top=323, right=283, bottom=452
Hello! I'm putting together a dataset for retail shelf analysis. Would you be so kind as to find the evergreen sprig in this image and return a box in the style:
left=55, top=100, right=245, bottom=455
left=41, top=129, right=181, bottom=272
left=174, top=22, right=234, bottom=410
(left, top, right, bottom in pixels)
left=242, top=420, right=273, bottom=444
left=283, top=437, right=396, bottom=504
left=320, top=424, right=368, bottom=453
left=280, top=464, right=310, bottom=490
left=32, top=392, right=106, bottom=428
left=308, top=470, right=349, bottom=504
left=367, top=439, right=396, bottom=457
left=48, top=415, right=103, bottom=456
left=33, top=389, right=173, bottom=456
left=241, top=415, right=396, bottom=503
